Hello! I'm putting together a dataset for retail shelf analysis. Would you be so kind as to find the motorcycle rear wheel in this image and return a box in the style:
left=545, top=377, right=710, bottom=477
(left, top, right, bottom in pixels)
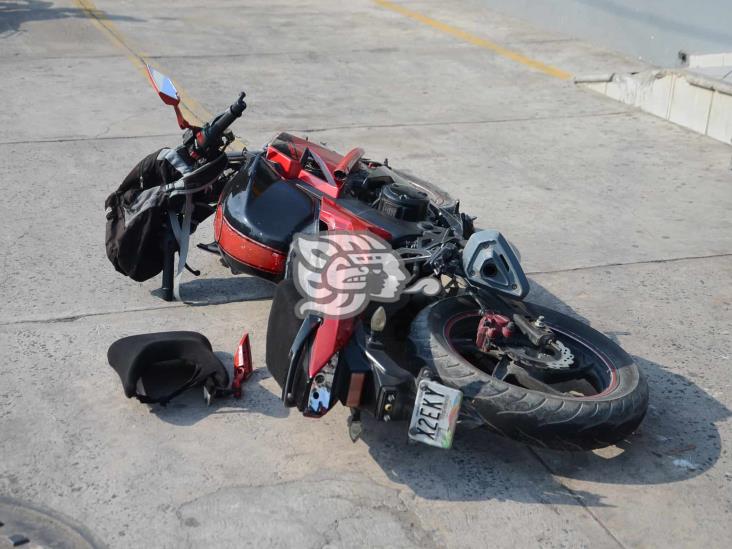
left=409, top=296, right=648, bottom=450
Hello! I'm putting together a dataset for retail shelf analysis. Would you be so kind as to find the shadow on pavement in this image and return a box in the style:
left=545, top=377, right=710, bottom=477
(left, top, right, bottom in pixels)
left=146, top=275, right=729, bottom=505
left=0, top=0, right=142, bottom=35
left=357, top=367, right=728, bottom=507
left=358, top=279, right=729, bottom=505
left=527, top=280, right=729, bottom=487
left=152, top=353, right=290, bottom=427
left=359, top=417, right=613, bottom=506
left=150, top=276, right=275, bottom=305
left=532, top=352, right=729, bottom=487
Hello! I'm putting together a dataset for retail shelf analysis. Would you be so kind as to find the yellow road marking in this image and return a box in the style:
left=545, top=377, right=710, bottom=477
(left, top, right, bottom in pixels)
left=374, top=0, right=572, bottom=80
left=73, top=0, right=247, bottom=147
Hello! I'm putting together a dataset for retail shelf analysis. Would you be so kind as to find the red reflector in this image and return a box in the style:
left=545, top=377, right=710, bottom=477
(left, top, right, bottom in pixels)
left=346, top=372, right=366, bottom=408
left=232, top=332, right=253, bottom=398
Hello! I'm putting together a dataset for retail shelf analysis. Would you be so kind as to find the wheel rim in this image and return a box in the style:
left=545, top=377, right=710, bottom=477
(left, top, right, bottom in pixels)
left=443, top=311, right=619, bottom=399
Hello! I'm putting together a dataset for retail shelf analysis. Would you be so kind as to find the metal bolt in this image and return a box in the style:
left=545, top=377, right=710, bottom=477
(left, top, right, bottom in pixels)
left=384, top=403, right=393, bottom=413
left=383, top=414, right=391, bottom=422
left=387, top=394, right=396, bottom=402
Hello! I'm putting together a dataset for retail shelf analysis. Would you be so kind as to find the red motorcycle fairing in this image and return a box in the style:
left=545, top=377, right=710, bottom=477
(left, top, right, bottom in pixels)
left=266, top=132, right=343, bottom=189
left=307, top=317, right=354, bottom=379
left=265, top=132, right=364, bottom=198
left=306, top=197, right=393, bottom=380
left=216, top=132, right=392, bottom=280
left=215, top=133, right=407, bottom=410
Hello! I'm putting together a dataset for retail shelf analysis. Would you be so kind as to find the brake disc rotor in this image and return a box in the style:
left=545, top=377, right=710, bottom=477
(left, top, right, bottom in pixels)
left=0, top=497, right=102, bottom=549
left=506, top=340, right=575, bottom=370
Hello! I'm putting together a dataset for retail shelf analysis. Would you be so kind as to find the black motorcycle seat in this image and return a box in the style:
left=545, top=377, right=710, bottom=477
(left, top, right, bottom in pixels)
left=107, top=331, right=228, bottom=404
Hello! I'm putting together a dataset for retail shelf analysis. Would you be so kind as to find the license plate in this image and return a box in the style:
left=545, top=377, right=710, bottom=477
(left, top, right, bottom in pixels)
left=408, top=380, right=462, bottom=449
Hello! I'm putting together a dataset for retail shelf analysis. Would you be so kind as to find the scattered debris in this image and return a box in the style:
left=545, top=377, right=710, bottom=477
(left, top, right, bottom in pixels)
left=672, top=458, right=699, bottom=471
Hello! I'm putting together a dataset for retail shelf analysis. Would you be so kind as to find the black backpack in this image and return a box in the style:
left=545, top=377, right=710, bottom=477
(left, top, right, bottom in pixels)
left=105, top=147, right=225, bottom=283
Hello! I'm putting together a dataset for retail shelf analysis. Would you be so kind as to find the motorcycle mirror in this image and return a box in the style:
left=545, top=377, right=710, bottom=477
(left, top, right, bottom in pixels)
left=145, top=64, right=191, bottom=130
left=145, top=64, right=180, bottom=106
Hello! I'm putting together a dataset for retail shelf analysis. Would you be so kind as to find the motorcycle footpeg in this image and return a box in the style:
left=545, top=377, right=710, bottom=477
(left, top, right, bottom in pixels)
left=197, top=241, right=220, bottom=255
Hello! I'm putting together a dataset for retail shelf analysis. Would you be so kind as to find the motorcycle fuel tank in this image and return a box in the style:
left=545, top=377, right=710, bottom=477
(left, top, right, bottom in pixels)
left=215, top=155, right=317, bottom=277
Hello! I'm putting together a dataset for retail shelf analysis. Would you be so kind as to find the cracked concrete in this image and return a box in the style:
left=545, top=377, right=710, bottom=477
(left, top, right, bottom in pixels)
left=1, top=0, right=730, bottom=547
left=176, top=474, right=441, bottom=549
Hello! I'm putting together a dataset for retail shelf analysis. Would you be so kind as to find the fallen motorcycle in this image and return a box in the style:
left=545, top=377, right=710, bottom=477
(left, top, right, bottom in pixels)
left=107, top=66, right=648, bottom=450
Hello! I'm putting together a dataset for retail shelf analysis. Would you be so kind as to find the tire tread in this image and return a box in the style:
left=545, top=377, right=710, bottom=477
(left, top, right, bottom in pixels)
left=408, top=299, right=649, bottom=450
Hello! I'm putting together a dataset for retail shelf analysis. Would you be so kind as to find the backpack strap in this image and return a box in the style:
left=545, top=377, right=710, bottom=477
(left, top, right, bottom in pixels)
left=163, top=153, right=227, bottom=301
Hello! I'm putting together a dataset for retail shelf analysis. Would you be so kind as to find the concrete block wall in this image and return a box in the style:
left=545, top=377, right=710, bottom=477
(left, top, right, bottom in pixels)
left=577, top=70, right=732, bottom=145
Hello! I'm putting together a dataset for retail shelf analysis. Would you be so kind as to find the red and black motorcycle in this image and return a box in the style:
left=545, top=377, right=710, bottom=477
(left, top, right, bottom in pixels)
left=117, top=67, right=648, bottom=451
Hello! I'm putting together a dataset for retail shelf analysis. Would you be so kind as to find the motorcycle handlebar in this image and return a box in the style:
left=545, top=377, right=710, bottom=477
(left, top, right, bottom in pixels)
left=201, top=92, right=247, bottom=152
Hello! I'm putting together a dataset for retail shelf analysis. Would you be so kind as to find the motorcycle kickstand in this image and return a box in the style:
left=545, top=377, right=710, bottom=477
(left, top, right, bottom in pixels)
left=347, top=408, right=362, bottom=443
left=161, top=223, right=176, bottom=302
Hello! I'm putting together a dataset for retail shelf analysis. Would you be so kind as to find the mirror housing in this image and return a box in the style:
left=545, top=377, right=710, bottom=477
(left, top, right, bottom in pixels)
left=145, top=64, right=191, bottom=129
left=146, top=65, right=179, bottom=105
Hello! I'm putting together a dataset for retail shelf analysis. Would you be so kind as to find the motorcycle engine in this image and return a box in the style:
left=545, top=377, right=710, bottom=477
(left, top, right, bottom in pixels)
left=378, top=183, right=430, bottom=222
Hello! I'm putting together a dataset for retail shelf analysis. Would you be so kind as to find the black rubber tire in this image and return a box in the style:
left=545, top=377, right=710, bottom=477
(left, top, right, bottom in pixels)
left=409, top=296, right=649, bottom=450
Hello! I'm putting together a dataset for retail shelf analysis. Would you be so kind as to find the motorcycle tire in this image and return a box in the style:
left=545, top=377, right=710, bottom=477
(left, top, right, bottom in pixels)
left=409, top=296, right=648, bottom=450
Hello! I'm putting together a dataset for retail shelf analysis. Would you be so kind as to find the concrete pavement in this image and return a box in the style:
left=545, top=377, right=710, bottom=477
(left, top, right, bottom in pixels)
left=0, top=1, right=730, bottom=547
